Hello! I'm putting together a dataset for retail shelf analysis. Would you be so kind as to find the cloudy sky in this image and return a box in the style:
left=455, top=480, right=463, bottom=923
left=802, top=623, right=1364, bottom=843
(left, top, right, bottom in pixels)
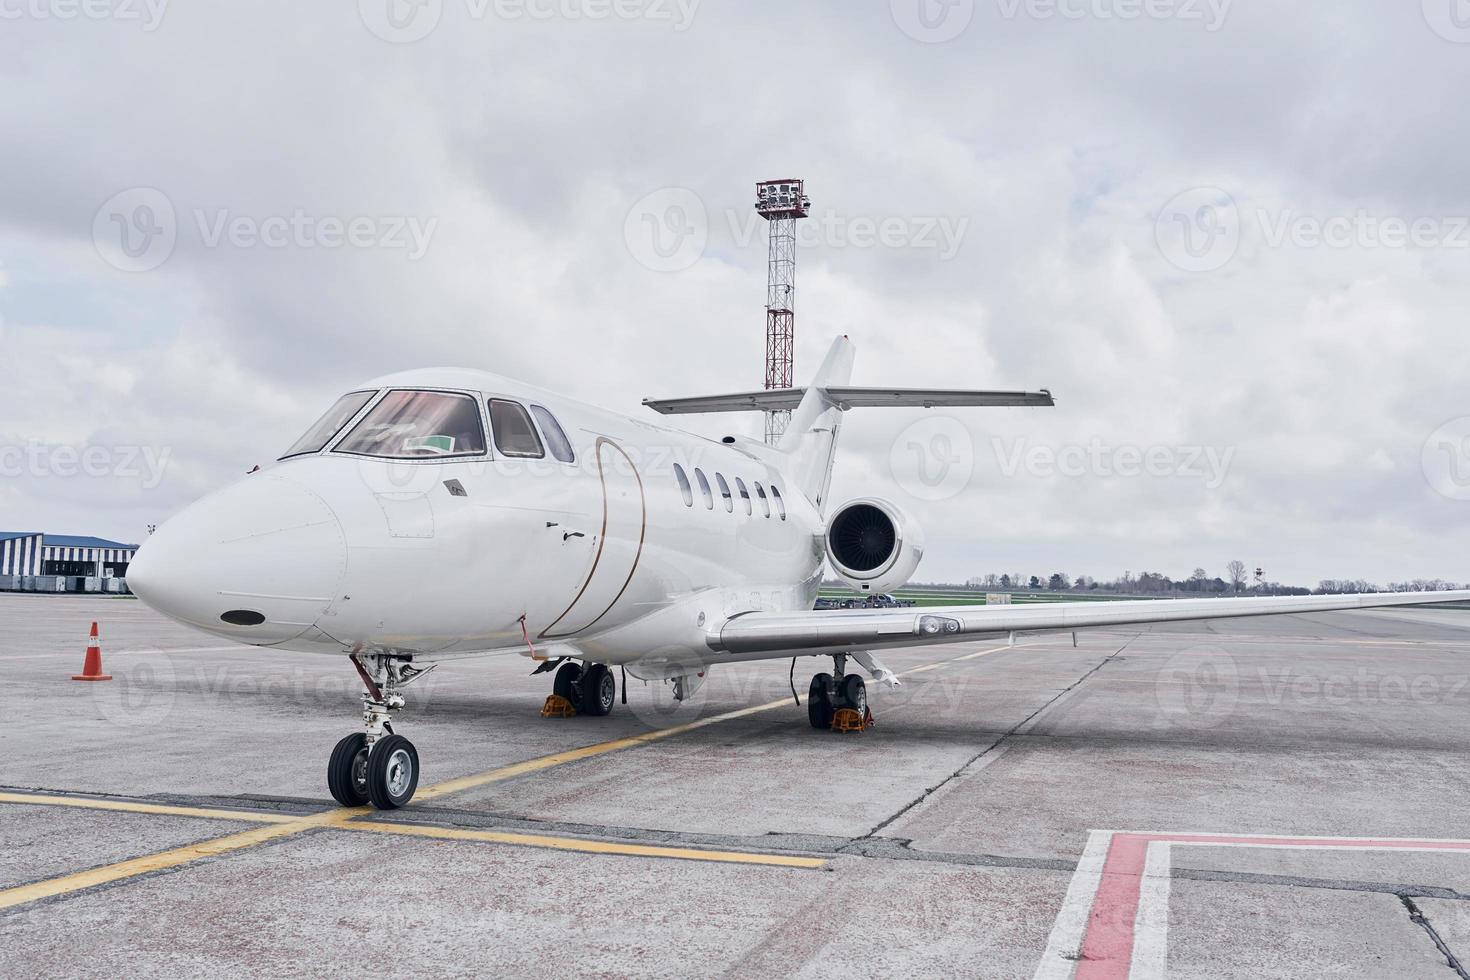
left=3, top=0, right=1470, bottom=587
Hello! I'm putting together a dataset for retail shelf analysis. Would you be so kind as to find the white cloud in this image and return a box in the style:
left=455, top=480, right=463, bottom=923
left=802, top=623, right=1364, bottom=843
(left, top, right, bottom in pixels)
left=1, top=1, right=1468, bottom=584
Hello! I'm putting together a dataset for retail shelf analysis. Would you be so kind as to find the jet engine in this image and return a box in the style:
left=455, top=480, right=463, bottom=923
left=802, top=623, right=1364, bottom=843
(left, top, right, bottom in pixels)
left=824, top=497, right=925, bottom=594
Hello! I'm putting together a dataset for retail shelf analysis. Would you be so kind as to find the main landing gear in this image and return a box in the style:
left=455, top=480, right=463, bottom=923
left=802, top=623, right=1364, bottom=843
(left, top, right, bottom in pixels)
left=807, top=653, right=871, bottom=733
left=328, top=653, right=435, bottom=810
left=541, top=660, right=617, bottom=718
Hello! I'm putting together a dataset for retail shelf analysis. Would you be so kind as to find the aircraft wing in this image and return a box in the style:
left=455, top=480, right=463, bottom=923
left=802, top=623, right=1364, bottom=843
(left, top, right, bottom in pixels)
left=642, top=386, right=1053, bottom=415
left=709, top=590, right=1470, bottom=656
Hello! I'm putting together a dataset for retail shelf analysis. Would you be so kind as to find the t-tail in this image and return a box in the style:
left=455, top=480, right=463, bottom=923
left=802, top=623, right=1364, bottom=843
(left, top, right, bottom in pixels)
left=641, top=335, right=1055, bottom=514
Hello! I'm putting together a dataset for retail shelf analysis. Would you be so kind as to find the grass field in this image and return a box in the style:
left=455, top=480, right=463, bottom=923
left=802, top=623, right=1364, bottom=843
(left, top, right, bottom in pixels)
left=816, top=588, right=1161, bottom=607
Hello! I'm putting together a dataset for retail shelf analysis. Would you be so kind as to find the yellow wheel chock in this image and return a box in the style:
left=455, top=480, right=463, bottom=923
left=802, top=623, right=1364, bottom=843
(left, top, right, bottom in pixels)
left=541, top=694, right=577, bottom=718
left=831, top=707, right=873, bottom=733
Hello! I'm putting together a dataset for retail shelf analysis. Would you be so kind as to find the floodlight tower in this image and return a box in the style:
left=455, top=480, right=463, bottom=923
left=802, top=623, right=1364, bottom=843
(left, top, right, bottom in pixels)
left=755, top=179, right=811, bottom=444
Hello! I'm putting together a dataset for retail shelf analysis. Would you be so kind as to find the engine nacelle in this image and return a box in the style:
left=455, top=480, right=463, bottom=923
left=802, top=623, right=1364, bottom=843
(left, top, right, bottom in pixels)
left=824, top=497, right=926, bottom=594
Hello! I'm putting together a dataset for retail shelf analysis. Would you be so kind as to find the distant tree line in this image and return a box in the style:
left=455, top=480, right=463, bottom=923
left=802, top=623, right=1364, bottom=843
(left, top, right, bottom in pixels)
left=960, top=563, right=1469, bottom=598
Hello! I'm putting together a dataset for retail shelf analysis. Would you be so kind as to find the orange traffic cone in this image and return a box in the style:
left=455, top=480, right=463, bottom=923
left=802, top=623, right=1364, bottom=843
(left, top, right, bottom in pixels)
left=72, top=622, right=112, bottom=682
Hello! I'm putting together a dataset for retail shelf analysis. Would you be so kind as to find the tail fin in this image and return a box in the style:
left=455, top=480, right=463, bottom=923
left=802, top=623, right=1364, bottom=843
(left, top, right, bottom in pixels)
left=639, top=333, right=1054, bottom=515
left=778, top=336, right=855, bottom=512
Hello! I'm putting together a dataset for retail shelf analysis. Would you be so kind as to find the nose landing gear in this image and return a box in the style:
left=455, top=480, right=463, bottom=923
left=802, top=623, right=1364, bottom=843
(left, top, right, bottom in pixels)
left=327, top=653, right=433, bottom=809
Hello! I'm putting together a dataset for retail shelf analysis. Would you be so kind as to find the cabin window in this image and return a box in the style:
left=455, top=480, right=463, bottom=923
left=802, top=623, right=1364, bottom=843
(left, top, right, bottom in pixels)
left=530, top=405, right=575, bottom=464
left=770, top=485, right=787, bottom=521
left=735, top=477, right=752, bottom=515
left=488, top=399, right=545, bottom=458
left=754, top=481, right=770, bottom=518
left=282, top=390, right=376, bottom=458
left=715, top=473, right=733, bottom=513
left=335, top=390, right=487, bottom=459
left=695, top=468, right=714, bottom=510
left=674, top=464, right=693, bottom=507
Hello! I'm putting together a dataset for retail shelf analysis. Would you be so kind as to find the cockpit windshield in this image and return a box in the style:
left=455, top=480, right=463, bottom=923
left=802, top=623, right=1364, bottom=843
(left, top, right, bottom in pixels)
left=281, top=391, right=375, bottom=459
left=334, top=390, right=487, bottom=458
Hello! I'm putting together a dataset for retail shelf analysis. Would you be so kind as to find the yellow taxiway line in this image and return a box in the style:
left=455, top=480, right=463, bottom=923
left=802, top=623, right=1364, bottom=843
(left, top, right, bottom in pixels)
left=0, top=808, right=365, bottom=912
left=0, top=641, right=1025, bottom=910
left=348, top=821, right=829, bottom=869
left=0, top=791, right=297, bottom=825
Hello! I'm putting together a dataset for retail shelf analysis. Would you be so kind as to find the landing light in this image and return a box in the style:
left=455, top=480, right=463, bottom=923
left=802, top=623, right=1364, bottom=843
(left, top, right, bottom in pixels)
left=918, top=615, right=962, bottom=635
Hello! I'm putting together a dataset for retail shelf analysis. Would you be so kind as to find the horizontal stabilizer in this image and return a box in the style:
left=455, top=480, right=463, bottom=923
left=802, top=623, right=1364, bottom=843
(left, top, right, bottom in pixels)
left=643, top=386, right=1054, bottom=416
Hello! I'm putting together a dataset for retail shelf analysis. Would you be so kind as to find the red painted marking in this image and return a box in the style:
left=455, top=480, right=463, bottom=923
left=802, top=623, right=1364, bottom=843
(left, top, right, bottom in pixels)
left=1075, top=834, right=1150, bottom=980
left=1076, top=832, right=1470, bottom=979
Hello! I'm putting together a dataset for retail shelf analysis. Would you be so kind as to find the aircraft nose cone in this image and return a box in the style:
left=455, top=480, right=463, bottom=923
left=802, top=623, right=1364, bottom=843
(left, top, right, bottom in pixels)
left=130, top=475, right=347, bottom=644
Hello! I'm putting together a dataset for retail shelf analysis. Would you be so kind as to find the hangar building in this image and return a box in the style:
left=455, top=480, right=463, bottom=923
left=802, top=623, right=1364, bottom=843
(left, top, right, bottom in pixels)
left=0, top=532, right=140, bottom=592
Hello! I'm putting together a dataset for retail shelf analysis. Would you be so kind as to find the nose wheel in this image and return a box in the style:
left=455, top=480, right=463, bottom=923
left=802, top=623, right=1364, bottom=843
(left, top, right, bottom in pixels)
left=327, top=732, right=370, bottom=806
left=365, top=734, right=419, bottom=809
left=328, top=653, right=431, bottom=810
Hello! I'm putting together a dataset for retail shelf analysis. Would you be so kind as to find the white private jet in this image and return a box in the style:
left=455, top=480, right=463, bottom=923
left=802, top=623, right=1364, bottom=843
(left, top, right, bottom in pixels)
left=127, top=335, right=1470, bottom=809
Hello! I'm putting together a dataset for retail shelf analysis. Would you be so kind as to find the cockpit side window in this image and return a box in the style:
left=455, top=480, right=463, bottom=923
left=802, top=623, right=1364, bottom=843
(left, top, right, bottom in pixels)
left=489, top=399, right=545, bottom=459
left=334, top=390, right=487, bottom=459
left=754, top=481, right=770, bottom=517
left=281, top=390, right=376, bottom=459
left=529, top=405, right=575, bottom=464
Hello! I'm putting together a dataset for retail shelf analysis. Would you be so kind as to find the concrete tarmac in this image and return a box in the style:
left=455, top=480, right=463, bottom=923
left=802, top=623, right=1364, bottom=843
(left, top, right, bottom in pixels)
left=2, top=594, right=1468, bottom=978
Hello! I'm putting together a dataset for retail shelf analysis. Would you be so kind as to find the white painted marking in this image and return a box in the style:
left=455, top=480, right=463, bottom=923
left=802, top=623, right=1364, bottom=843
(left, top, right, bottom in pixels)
left=1033, top=829, right=1115, bottom=980
left=1128, top=842, right=1171, bottom=980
